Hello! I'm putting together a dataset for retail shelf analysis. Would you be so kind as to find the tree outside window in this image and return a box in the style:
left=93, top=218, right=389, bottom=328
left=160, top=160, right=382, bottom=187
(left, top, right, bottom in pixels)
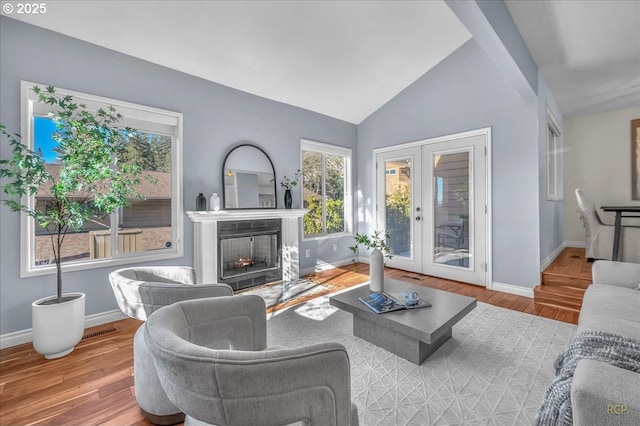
left=301, top=140, right=351, bottom=238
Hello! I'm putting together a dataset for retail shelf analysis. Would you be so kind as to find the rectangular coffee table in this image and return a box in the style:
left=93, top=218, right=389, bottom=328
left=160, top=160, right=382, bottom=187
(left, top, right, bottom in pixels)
left=330, top=278, right=476, bottom=364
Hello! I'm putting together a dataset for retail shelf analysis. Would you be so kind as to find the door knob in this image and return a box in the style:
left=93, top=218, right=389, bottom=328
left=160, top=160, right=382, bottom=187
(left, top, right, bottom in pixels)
left=416, top=216, right=421, bottom=221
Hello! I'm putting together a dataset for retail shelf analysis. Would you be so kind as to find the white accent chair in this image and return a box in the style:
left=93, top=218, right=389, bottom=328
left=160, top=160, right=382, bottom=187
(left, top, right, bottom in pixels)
left=575, top=189, right=640, bottom=263
left=109, top=266, right=233, bottom=425
left=144, top=296, right=360, bottom=426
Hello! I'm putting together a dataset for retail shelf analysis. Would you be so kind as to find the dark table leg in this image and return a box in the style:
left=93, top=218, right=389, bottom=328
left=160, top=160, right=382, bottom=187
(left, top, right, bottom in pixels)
left=612, top=212, right=622, bottom=261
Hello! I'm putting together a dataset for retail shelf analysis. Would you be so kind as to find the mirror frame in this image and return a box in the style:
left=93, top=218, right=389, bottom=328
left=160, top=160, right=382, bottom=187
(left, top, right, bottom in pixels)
left=221, top=143, right=277, bottom=210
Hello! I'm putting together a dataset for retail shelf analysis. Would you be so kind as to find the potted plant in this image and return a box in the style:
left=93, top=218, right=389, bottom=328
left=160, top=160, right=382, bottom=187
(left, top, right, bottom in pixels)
left=280, top=169, right=301, bottom=209
left=0, top=85, right=146, bottom=359
left=349, top=229, right=393, bottom=292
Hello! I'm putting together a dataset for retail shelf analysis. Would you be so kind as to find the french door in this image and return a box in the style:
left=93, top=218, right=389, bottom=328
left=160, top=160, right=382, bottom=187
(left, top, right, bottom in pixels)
left=375, top=131, right=488, bottom=286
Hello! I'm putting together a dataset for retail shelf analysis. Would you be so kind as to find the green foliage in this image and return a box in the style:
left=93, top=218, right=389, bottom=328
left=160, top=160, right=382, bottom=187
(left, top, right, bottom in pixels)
left=385, top=185, right=411, bottom=255
left=302, top=195, right=344, bottom=236
left=280, top=169, right=301, bottom=190
left=349, top=229, right=393, bottom=268
left=0, top=85, right=147, bottom=302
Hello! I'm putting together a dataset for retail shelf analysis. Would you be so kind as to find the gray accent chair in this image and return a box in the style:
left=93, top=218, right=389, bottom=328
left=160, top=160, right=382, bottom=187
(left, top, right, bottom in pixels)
left=144, top=295, right=360, bottom=426
left=575, top=189, right=640, bottom=263
left=109, top=266, right=233, bottom=425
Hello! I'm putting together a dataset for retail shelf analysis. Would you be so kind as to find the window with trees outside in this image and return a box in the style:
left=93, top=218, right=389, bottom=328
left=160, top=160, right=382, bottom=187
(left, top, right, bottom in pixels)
left=301, top=139, right=351, bottom=238
left=21, top=82, right=183, bottom=276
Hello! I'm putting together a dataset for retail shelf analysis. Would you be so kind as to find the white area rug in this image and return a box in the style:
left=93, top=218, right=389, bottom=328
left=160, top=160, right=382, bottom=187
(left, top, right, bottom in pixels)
left=239, top=278, right=336, bottom=309
left=267, top=296, right=576, bottom=425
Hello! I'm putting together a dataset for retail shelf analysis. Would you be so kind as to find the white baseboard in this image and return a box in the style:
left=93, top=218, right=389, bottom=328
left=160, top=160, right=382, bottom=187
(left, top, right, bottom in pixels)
left=541, top=243, right=566, bottom=271
left=491, top=281, right=534, bottom=298
left=564, top=241, right=586, bottom=248
left=300, top=258, right=354, bottom=277
left=0, top=309, right=127, bottom=349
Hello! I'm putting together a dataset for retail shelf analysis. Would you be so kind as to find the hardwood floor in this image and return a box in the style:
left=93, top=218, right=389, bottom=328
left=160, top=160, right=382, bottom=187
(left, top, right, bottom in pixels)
left=535, top=247, right=593, bottom=312
left=0, top=264, right=578, bottom=425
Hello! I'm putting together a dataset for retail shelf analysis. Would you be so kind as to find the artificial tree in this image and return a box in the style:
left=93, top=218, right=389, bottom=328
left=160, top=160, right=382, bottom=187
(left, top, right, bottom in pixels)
left=0, top=85, right=146, bottom=304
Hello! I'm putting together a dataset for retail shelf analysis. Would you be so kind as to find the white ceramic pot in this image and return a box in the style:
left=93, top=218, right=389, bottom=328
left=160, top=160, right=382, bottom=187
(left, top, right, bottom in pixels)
left=32, top=292, right=86, bottom=359
left=369, top=249, right=385, bottom=293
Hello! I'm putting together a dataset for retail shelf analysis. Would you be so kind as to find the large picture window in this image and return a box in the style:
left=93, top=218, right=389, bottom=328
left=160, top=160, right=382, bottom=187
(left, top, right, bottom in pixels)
left=301, top=140, right=351, bottom=238
left=21, top=82, right=183, bottom=276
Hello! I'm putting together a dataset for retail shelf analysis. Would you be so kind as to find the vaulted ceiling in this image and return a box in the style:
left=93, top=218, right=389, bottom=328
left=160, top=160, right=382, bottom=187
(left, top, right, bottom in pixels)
left=4, top=1, right=639, bottom=122
left=505, top=0, right=640, bottom=118
left=2, top=0, right=470, bottom=124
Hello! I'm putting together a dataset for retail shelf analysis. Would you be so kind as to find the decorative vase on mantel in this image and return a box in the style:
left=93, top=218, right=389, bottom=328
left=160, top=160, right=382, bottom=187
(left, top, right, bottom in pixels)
left=369, top=249, right=385, bottom=293
left=284, top=189, right=292, bottom=209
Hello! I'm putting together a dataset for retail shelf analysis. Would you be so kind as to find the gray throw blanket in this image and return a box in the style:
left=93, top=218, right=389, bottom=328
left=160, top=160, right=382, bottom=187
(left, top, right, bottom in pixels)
left=536, top=330, right=640, bottom=426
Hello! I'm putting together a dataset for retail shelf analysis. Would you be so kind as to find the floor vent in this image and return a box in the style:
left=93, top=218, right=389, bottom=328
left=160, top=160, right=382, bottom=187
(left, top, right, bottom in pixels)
left=82, top=327, right=117, bottom=340
left=402, top=275, right=421, bottom=280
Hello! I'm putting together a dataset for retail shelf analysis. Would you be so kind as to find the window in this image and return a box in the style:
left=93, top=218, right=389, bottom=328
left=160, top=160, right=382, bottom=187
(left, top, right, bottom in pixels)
left=546, top=107, right=563, bottom=200
left=21, top=81, right=183, bottom=277
left=301, top=139, right=351, bottom=238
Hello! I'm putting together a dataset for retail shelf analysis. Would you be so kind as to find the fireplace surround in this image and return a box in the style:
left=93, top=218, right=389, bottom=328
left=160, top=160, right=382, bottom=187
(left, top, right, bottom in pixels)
left=187, top=209, right=307, bottom=289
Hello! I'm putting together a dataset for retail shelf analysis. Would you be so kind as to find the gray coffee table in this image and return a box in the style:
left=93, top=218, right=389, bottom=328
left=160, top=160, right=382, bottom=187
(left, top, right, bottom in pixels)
left=330, top=278, right=476, bottom=364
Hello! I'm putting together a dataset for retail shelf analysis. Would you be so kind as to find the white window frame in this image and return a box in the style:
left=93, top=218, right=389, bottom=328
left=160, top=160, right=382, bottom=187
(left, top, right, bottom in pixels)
left=546, top=106, right=563, bottom=201
left=20, top=81, right=184, bottom=277
left=301, top=139, right=352, bottom=240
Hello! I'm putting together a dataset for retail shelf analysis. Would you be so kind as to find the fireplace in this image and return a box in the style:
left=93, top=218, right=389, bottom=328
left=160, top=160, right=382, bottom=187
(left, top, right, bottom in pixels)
left=187, top=209, right=307, bottom=288
left=218, top=219, right=281, bottom=290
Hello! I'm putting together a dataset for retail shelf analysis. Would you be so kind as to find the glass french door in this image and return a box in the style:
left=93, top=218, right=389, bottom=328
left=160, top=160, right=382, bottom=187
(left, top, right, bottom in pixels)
left=376, top=133, right=487, bottom=286
left=375, top=147, right=423, bottom=273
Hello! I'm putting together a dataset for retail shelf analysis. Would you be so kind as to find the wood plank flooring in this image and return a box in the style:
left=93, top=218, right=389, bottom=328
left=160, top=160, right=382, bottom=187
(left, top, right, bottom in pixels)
left=535, top=247, right=593, bottom=312
left=0, top=264, right=578, bottom=426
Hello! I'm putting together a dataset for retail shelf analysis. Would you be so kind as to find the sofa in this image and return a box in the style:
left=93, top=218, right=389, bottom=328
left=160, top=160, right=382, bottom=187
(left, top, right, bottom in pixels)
left=537, top=260, right=640, bottom=425
left=567, top=261, right=640, bottom=425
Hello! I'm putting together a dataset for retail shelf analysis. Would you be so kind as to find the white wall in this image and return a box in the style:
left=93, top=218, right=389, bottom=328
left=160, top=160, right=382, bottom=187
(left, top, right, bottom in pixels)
left=564, top=106, right=640, bottom=243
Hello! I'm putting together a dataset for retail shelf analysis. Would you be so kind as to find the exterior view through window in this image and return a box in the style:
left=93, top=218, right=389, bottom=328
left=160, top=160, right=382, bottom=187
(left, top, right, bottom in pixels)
left=23, top=82, right=183, bottom=275
left=301, top=140, right=351, bottom=238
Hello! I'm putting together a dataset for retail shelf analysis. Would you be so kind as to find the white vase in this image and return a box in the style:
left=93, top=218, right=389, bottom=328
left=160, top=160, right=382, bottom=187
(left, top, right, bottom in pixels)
left=369, top=249, right=385, bottom=293
left=32, top=292, right=85, bottom=359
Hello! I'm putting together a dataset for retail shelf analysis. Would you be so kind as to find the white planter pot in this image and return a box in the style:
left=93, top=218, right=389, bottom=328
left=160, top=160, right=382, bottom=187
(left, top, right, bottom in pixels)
left=369, top=249, right=385, bottom=293
left=32, top=292, right=86, bottom=359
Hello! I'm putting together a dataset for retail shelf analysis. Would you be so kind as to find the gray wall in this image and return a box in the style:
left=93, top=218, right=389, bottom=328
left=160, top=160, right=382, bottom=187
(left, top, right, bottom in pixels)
left=537, top=74, right=565, bottom=264
left=0, top=17, right=357, bottom=335
left=357, top=39, right=541, bottom=289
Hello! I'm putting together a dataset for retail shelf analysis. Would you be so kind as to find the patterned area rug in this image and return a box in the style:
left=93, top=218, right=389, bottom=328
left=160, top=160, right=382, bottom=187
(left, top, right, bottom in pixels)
left=267, top=296, right=576, bottom=425
left=238, top=278, right=339, bottom=309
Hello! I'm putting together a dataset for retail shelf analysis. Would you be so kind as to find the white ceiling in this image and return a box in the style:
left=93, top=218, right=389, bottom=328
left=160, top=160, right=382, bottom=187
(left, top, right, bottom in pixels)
left=2, top=0, right=471, bottom=124
left=506, top=0, right=640, bottom=118
left=5, top=1, right=637, bottom=122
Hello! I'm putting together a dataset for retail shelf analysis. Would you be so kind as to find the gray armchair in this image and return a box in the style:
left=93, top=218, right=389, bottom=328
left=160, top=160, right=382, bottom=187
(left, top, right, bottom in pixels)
left=575, top=189, right=640, bottom=263
left=144, top=295, right=360, bottom=426
left=109, top=266, right=233, bottom=425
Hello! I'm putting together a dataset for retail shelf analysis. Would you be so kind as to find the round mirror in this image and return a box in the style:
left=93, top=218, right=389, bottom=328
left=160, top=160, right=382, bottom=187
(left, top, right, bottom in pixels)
left=222, top=143, right=277, bottom=209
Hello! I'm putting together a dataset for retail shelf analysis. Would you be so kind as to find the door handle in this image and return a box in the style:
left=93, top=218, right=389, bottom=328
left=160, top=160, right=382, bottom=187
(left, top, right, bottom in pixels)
left=415, top=216, right=421, bottom=221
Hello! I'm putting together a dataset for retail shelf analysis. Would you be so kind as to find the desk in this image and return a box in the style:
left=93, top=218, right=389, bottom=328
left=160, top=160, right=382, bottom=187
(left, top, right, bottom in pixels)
left=600, top=205, right=640, bottom=261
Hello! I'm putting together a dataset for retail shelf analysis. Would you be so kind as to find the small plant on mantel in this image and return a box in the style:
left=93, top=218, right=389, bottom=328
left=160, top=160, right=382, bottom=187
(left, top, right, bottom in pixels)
left=0, top=85, right=147, bottom=304
left=349, top=229, right=393, bottom=270
left=280, top=169, right=302, bottom=190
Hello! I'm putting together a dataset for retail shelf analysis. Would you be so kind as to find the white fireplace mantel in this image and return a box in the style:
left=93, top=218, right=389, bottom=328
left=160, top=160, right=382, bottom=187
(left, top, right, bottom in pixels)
left=187, top=209, right=307, bottom=284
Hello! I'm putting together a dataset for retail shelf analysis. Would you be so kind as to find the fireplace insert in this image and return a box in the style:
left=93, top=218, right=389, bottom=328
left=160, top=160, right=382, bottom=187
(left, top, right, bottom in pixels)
left=218, top=219, right=282, bottom=290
